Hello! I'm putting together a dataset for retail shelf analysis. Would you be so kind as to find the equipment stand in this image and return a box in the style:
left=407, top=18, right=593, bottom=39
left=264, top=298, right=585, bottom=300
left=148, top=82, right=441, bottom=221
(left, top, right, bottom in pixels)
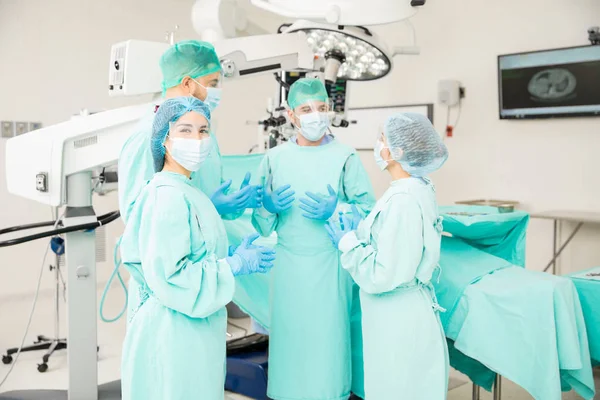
left=63, top=171, right=99, bottom=400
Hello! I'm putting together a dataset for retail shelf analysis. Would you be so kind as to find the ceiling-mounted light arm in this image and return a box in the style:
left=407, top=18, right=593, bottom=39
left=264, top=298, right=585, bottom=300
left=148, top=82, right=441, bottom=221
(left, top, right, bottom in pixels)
left=250, top=0, right=325, bottom=19
left=251, top=0, right=423, bottom=26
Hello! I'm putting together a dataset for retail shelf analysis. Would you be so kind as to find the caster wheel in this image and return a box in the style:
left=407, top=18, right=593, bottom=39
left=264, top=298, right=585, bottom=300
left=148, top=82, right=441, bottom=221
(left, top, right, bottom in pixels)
left=2, top=355, right=13, bottom=364
left=37, top=363, right=48, bottom=373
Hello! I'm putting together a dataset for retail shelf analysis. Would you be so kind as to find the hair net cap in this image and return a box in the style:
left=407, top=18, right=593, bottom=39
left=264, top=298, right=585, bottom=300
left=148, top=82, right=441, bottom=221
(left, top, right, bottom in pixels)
left=287, top=78, right=329, bottom=110
left=384, top=113, right=448, bottom=177
left=160, top=40, right=222, bottom=94
left=151, top=97, right=211, bottom=172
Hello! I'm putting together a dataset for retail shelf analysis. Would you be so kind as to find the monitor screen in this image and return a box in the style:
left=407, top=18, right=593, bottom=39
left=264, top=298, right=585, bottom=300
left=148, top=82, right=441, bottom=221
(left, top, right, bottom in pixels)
left=498, top=46, right=600, bottom=119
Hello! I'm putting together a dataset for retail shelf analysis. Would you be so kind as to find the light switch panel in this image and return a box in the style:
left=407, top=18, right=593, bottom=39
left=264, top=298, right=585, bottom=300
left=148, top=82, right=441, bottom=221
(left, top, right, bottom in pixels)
left=15, top=122, right=29, bottom=135
left=1, top=121, right=15, bottom=138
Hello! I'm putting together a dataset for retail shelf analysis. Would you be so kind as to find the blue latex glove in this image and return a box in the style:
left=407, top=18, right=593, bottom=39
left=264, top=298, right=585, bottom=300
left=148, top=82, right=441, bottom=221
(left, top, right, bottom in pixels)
left=210, top=172, right=263, bottom=215
left=299, top=184, right=338, bottom=221
left=325, top=211, right=353, bottom=248
left=347, top=204, right=363, bottom=230
left=226, top=233, right=276, bottom=276
left=263, top=176, right=295, bottom=214
left=228, top=244, right=237, bottom=257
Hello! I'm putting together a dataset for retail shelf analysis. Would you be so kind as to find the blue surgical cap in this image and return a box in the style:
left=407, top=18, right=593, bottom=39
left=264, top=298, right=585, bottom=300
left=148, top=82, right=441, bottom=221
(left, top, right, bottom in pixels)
left=151, top=97, right=211, bottom=172
left=384, top=113, right=448, bottom=177
left=287, top=78, right=329, bottom=110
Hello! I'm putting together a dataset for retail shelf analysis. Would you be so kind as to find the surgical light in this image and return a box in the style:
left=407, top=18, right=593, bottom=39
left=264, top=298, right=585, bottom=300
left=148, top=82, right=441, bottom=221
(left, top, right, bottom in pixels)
left=283, top=21, right=393, bottom=81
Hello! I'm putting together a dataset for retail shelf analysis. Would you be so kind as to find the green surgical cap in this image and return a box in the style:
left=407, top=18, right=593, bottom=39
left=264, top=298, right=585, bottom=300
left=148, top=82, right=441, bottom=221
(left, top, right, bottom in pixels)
left=287, top=78, right=329, bottom=110
left=160, top=40, right=222, bottom=94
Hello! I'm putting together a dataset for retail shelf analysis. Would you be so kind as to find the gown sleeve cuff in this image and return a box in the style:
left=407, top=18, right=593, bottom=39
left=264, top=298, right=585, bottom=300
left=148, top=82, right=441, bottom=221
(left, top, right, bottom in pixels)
left=338, top=231, right=359, bottom=253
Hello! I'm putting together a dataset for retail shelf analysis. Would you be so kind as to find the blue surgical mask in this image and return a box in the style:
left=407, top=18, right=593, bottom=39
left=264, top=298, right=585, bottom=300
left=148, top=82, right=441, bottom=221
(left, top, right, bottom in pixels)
left=374, top=139, right=391, bottom=171
left=204, top=87, right=222, bottom=111
left=298, top=112, right=330, bottom=141
left=168, top=136, right=212, bottom=172
left=192, top=78, right=222, bottom=111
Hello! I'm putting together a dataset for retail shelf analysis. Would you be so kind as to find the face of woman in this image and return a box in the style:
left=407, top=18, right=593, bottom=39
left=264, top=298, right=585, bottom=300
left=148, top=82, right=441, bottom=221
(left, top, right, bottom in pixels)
left=163, top=111, right=211, bottom=172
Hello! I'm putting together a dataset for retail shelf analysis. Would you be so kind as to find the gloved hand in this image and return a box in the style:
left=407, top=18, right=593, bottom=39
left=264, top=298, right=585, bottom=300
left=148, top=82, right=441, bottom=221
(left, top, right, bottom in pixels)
left=241, top=172, right=264, bottom=209
left=347, top=204, right=363, bottom=230
left=226, top=233, right=276, bottom=276
left=263, top=176, right=295, bottom=214
left=228, top=244, right=237, bottom=257
left=325, top=212, right=353, bottom=248
left=210, top=172, right=263, bottom=215
left=299, top=184, right=338, bottom=221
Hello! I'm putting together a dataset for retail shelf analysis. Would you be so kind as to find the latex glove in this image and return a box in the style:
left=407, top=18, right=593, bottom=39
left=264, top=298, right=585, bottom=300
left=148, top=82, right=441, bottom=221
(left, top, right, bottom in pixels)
left=263, top=176, right=295, bottom=214
left=325, top=212, right=353, bottom=248
left=240, top=172, right=264, bottom=209
left=228, top=244, right=237, bottom=257
left=210, top=172, right=263, bottom=215
left=347, top=204, right=363, bottom=230
left=299, top=184, right=338, bottom=221
left=226, top=233, right=276, bottom=276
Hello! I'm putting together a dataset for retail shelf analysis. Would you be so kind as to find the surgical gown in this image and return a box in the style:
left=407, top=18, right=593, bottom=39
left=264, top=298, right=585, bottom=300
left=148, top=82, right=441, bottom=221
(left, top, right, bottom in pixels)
left=117, top=107, right=236, bottom=322
left=120, top=171, right=235, bottom=400
left=338, top=177, right=449, bottom=400
left=252, top=139, right=375, bottom=400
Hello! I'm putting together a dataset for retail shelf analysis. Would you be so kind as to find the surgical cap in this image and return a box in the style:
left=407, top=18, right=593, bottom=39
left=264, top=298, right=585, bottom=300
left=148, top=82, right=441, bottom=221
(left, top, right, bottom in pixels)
left=384, top=113, right=448, bottom=177
left=287, top=78, right=329, bottom=110
left=160, top=40, right=222, bottom=94
left=151, top=97, right=211, bottom=172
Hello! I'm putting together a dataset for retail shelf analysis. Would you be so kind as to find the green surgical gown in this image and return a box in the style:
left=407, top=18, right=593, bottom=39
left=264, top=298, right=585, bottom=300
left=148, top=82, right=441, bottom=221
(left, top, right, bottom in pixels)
left=338, top=177, right=449, bottom=400
left=251, top=140, right=375, bottom=400
left=120, top=171, right=235, bottom=400
left=117, top=107, right=239, bottom=323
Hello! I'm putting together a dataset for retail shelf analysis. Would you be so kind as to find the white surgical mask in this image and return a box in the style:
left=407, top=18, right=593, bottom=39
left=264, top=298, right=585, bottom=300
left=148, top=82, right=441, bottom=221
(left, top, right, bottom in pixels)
left=192, top=78, right=222, bottom=111
left=374, top=139, right=391, bottom=171
left=167, top=136, right=212, bottom=172
left=298, top=112, right=330, bottom=141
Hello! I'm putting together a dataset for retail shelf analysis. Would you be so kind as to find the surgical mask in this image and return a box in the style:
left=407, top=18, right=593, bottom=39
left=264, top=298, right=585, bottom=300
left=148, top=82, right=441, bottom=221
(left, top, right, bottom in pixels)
left=374, top=140, right=391, bottom=171
left=192, top=78, right=222, bottom=111
left=298, top=112, right=330, bottom=141
left=167, top=136, right=212, bottom=172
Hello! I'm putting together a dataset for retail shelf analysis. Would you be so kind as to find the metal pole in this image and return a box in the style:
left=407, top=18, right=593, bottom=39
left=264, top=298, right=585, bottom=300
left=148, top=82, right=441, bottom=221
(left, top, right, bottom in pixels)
left=53, top=207, right=60, bottom=340
left=493, top=375, right=502, bottom=400
left=55, top=253, right=60, bottom=340
left=543, top=222, right=583, bottom=273
left=64, top=171, right=98, bottom=400
left=472, top=384, right=480, bottom=400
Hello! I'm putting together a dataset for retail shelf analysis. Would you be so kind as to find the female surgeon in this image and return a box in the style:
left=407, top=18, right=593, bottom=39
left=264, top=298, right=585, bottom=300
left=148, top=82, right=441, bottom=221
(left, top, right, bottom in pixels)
left=325, top=113, right=450, bottom=400
left=119, top=96, right=276, bottom=400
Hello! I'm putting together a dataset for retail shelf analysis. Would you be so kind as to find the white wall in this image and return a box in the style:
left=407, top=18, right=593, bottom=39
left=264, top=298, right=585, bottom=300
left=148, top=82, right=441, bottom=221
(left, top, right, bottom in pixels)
left=0, top=0, right=598, bottom=302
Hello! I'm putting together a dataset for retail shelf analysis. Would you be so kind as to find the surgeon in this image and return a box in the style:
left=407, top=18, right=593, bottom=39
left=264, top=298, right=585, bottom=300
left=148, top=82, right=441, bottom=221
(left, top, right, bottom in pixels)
left=252, top=78, right=376, bottom=400
left=117, top=40, right=262, bottom=321
left=120, top=97, right=275, bottom=400
left=325, top=113, right=450, bottom=400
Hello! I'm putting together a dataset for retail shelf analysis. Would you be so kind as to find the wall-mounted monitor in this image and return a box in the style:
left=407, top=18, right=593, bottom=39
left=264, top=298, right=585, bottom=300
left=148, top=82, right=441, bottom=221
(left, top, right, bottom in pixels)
left=498, top=45, right=600, bottom=119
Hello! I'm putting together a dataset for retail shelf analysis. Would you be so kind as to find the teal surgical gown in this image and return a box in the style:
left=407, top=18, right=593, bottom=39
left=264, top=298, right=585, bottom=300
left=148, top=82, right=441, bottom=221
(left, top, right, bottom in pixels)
left=120, top=171, right=235, bottom=400
left=338, top=177, right=449, bottom=400
left=117, top=106, right=238, bottom=323
left=251, top=139, right=375, bottom=400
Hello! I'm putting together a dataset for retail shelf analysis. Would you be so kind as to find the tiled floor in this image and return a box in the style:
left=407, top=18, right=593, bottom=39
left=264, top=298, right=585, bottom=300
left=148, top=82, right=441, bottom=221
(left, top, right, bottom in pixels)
left=0, top=286, right=597, bottom=399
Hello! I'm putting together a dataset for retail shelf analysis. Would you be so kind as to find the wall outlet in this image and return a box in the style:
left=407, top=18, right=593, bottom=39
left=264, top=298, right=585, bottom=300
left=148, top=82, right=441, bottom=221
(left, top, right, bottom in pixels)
left=1, top=121, right=15, bottom=138
left=15, top=122, right=29, bottom=135
left=29, top=122, right=42, bottom=131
